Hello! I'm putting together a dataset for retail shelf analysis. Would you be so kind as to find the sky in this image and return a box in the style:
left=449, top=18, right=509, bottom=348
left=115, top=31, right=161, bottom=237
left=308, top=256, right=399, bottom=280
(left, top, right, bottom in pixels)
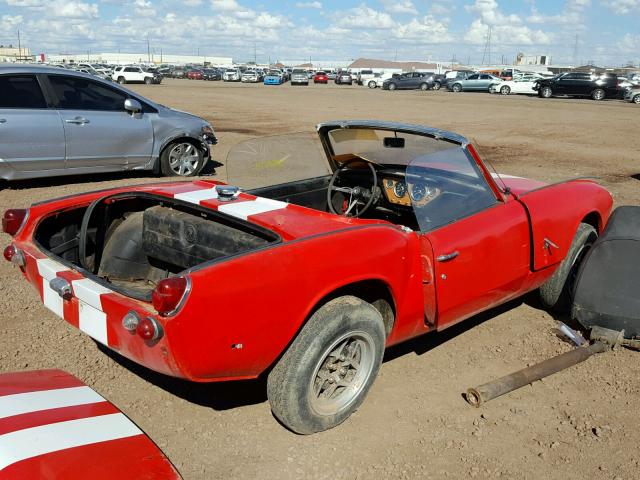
left=0, top=0, right=638, bottom=66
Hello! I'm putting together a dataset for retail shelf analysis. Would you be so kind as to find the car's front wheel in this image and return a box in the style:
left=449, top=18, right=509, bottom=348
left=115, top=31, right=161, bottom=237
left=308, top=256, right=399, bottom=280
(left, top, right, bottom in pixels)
left=388, top=82, right=397, bottom=91
left=144, top=77, right=153, bottom=85
left=267, top=296, right=385, bottom=434
left=160, top=140, right=204, bottom=177
left=117, top=76, right=126, bottom=85
left=540, top=86, right=553, bottom=98
left=500, top=85, right=511, bottom=95
left=634, top=95, right=640, bottom=104
left=539, top=223, right=597, bottom=312
left=368, top=80, right=377, bottom=89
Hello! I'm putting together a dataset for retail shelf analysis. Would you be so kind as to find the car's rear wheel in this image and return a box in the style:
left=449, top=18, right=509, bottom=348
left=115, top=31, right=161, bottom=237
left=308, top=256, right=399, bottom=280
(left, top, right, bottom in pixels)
left=452, top=84, right=462, bottom=93
left=267, top=296, right=385, bottom=434
left=160, top=141, right=204, bottom=177
left=388, top=82, right=397, bottom=91
left=144, top=77, right=152, bottom=85
left=419, top=82, right=428, bottom=91
left=540, top=86, right=553, bottom=98
left=591, top=88, right=605, bottom=100
left=500, top=85, right=511, bottom=95
left=117, top=76, right=126, bottom=85
left=433, top=81, right=441, bottom=90
left=539, top=223, right=597, bottom=313
left=634, top=95, right=640, bottom=104
left=368, top=80, right=377, bottom=89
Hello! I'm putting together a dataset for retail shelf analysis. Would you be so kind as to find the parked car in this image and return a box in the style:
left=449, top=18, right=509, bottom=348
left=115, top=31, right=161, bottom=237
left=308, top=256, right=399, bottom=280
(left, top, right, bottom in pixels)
left=171, top=67, right=186, bottom=79
left=264, top=70, right=284, bottom=85
left=489, top=74, right=541, bottom=95
left=382, top=72, right=433, bottom=91
left=356, top=69, right=376, bottom=86
left=144, top=67, right=164, bottom=84
left=313, top=71, right=329, bottom=84
left=0, top=65, right=217, bottom=181
left=327, top=70, right=337, bottom=80
left=112, top=66, right=158, bottom=85
left=424, top=73, right=447, bottom=90
left=533, top=72, right=620, bottom=100
left=366, top=72, right=394, bottom=89
left=623, top=85, right=640, bottom=103
left=335, top=71, right=354, bottom=85
left=223, top=68, right=241, bottom=82
left=202, top=68, right=221, bottom=81
left=0, top=369, right=181, bottom=478
left=448, top=73, right=503, bottom=92
left=241, top=70, right=260, bottom=83
left=291, top=68, right=309, bottom=86
left=443, top=70, right=475, bottom=89
left=186, top=69, right=204, bottom=80
left=2, top=120, right=612, bottom=434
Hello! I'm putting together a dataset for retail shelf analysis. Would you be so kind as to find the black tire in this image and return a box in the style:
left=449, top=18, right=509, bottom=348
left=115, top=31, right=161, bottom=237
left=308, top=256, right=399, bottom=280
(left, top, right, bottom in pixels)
left=452, top=83, right=462, bottom=93
left=388, top=82, right=397, bottom=91
left=419, top=82, right=428, bottom=91
left=368, top=80, right=377, bottom=89
left=159, top=140, right=204, bottom=177
left=634, top=95, right=640, bottom=104
left=117, top=76, right=126, bottom=85
left=267, top=296, right=385, bottom=434
left=433, top=81, right=441, bottom=90
left=591, top=88, right=605, bottom=101
left=500, top=85, right=511, bottom=95
left=144, top=77, right=152, bottom=85
left=539, top=223, right=597, bottom=312
left=540, top=86, right=553, bottom=98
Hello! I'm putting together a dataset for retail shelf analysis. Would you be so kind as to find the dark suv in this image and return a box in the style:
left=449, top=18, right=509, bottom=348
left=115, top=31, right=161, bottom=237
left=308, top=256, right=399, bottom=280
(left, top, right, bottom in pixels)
left=382, top=72, right=433, bottom=91
left=534, top=72, right=620, bottom=100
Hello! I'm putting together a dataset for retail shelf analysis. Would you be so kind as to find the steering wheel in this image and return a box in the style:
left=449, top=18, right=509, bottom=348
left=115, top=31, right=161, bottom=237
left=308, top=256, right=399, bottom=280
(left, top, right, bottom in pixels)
left=327, top=159, right=379, bottom=217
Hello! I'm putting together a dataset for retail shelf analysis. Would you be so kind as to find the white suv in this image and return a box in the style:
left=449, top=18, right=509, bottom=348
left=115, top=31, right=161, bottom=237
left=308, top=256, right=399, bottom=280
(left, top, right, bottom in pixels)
left=112, top=66, right=155, bottom=85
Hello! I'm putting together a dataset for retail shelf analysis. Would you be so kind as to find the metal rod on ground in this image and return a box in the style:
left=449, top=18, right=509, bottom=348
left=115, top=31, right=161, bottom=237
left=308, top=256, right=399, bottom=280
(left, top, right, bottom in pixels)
left=465, top=341, right=609, bottom=407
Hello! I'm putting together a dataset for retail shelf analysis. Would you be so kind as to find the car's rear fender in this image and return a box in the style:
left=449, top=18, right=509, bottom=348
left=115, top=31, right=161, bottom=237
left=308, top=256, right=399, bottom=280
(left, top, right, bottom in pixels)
left=168, top=225, right=426, bottom=381
left=515, top=179, right=613, bottom=271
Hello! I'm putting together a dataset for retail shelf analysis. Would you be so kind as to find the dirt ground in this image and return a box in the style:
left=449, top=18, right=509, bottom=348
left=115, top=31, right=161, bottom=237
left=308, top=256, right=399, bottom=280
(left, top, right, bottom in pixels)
left=1, top=79, right=639, bottom=479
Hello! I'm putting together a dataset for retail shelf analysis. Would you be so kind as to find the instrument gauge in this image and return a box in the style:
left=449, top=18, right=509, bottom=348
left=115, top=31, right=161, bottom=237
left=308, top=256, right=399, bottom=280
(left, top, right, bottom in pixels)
left=393, top=181, right=407, bottom=198
left=410, top=183, right=426, bottom=202
left=384, top=179, right=395, bottom=189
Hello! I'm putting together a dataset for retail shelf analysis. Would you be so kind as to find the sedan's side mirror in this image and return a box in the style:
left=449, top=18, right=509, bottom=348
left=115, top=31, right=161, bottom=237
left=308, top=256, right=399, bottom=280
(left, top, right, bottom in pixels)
left=124, top=98, right=142, bottom=114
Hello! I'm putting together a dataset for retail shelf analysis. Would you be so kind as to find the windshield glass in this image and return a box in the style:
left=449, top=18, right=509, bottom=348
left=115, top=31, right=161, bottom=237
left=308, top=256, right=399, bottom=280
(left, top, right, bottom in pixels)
left=226, top=132, right=331, bottom=189
left=406, top=146, right=496, bottom=232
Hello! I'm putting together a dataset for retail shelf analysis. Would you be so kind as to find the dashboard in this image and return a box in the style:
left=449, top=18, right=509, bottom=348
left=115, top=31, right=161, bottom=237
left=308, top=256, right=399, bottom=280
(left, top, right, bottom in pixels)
left=381, top=177, right=440, bottom=207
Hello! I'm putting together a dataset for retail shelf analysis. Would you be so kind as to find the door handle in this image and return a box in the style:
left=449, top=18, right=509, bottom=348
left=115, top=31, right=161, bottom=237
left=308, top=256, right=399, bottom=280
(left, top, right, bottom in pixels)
left=436, top=251, right=459, bottom=262
left=65, top=117, right=90, bottom=125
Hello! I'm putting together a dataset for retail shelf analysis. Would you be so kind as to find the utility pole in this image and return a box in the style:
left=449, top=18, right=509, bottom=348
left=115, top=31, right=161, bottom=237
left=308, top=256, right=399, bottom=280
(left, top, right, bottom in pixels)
left=481, top=25, right=492, bottom=65
left=17, top=29, right=21, bottom=61
left=147, top=34, right=151, bottom=63
left=572, top=34, right=579, bottom=66
left=253, top=42, right=257, bottom=64
left=394, top=48, right=397, bottom=62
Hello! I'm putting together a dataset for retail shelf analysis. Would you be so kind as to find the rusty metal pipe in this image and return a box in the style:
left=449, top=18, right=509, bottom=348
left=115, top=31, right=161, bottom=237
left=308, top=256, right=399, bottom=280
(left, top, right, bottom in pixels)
left=465, top=341, right=609, bottom=407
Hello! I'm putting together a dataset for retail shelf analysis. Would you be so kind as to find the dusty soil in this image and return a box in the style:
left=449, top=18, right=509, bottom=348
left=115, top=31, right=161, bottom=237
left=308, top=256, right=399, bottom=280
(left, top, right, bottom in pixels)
left=1, top=79, right=639, bottom=479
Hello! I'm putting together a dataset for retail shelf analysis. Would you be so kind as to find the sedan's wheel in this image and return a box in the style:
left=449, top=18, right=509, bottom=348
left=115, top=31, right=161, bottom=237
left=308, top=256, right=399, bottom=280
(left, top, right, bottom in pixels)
left=539, top=223, right=597, bottom=313
left=433, top=81, right=441, bottom=90
left=541, top=86, right=553, bottom=98
left=117, top=77, right=126, bottom=85
left=420, top=82, right=428, bottom=91
left=591, top=88, right=605, bottom=101
left=500, top=85, right=511, bottom=95
left=368, top=80, right=377, bottom=89
left=452, top=84, right=462, bottom=93
left=267, top=296, right=385, bottom=434
left=160, top=141, right=204, bottom=177
left=388, top=82, right=397, bottom=91
left=634, top=95, right=640, bottom=104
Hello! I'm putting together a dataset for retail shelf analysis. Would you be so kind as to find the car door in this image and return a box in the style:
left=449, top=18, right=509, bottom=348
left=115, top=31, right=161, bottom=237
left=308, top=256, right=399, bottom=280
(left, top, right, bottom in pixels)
left=408, top=146, right=531, bottom=329
left=478, top=74, right=493, bottom=90
left=0, top=73, right=66, bottom=176
left=554, top=74, right=576, bottom=94
left=46, top=74, right=154, bottom=171
left=464, top=74, right=479, bottom=90
left=124, top=66, right=142, bottom=82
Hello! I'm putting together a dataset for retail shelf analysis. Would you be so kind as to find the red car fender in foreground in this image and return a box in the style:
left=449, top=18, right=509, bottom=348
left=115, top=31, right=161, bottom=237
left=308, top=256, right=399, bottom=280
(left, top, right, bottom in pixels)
left=0, top=369, right=180, bottom=479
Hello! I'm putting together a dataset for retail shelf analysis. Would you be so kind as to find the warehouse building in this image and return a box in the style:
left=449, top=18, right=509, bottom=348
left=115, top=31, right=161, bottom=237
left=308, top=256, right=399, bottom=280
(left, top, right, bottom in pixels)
left=45, top=52, right=233, bottom=66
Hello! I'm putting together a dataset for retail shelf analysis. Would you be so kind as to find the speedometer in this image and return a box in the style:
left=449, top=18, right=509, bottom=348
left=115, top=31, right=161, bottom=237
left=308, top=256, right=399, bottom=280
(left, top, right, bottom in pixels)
left=410, top=183, right=427, bottom=202
left=393, top=181, right=407, bottom=198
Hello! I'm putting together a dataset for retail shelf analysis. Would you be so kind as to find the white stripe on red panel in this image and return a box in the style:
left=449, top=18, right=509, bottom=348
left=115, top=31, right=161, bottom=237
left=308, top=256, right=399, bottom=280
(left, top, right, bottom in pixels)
left=42, top=278, right=65, bottom=318
left=72, top=278, right=112, bottom=311
left=174, top=187, right=219, bottom=204
left=78, top=302, right=109, bottom=345
left=0, top=413, right=142, bottom=471
left=36, top=258, right=68, bottom=281
left=0, top=386, right=104, bottom=420
left=218, top=197, right=288, bottom=220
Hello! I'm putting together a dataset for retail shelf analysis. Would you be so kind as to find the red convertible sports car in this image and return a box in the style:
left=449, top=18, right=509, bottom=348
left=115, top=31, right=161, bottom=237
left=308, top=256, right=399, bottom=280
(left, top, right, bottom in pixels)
left=3, top=121, right=612, bottom=434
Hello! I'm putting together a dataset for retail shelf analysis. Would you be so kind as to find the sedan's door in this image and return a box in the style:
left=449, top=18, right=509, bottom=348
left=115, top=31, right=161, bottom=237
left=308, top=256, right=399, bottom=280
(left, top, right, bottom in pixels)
left=464, top=74, right=479, bottom=90
left=47, top=74, right=154, bottom=171
left=0, top=74, right=66, bottom=176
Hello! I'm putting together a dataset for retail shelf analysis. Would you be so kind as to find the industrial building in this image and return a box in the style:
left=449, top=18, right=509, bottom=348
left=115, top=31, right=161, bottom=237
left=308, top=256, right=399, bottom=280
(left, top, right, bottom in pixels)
left=0, top=45, right=34, bottom=62
left=45, top=52, right=233, bottom=66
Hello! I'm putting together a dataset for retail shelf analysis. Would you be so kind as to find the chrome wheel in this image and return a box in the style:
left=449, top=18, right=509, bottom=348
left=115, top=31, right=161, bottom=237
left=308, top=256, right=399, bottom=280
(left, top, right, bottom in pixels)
left=308, top=331, right=375, bottom=416
left=592, top=89, right=605, bottom=100
left=634, top=95, right=640, bottom=104
left=168, top=143, right=200, bottom=176
left=541, top=86, right=552, bottom=98
left=500, top=85, right=511, bottom=95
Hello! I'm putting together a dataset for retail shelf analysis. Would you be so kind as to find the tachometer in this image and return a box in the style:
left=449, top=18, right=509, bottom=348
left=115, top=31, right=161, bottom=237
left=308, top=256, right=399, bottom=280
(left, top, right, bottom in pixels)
left=410, top=183, right=427, bottom=202
left=393, top=181, right=407, bottom=198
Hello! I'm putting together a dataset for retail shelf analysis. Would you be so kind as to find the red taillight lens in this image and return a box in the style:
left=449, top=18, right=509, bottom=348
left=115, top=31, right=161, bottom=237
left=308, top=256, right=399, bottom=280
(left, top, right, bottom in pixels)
left=136, top=317, right=163, bottom=341
left=3, top=244, right=25, bottom=267
left=3, top=245, right=16, bottom=262
left=2, top=209, right=28, bottom=236
left=152, top=277, right=188, bottom=315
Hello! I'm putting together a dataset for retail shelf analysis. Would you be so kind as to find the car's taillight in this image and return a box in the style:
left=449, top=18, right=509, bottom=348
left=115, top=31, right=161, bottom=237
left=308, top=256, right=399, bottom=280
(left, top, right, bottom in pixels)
left=152, top=277, right=188, bottom=315
left=2, top=209, right=28, bottom=236
left=136, top=317, right=164, bottom=341
left=3, top=244, right=25, bottom=267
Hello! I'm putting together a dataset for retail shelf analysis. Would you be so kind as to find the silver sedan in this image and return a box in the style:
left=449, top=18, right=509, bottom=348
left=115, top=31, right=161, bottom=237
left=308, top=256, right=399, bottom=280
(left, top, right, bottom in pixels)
left=0, top=65, right=217, bottom=181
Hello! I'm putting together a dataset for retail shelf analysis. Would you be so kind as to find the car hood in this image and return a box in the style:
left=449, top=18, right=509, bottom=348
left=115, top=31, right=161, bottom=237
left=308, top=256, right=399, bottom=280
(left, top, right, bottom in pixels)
left=0, top=369, right=181, bottom=479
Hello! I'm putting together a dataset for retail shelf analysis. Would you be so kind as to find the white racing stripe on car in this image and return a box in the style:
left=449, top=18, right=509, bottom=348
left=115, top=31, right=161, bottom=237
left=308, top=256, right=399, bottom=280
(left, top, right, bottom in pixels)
left=492, top=173, right=524, bottom=180
left=218, top=197, right=288, bottom=220
left=72, top=279, right=112, bottom=345
left=0, top=386, right=105, bottom=420
left=174, top=187, right=219, bottom=204
left=0, top=413, right=142, bottom=471
left=37, top=258, right=69, bottom=317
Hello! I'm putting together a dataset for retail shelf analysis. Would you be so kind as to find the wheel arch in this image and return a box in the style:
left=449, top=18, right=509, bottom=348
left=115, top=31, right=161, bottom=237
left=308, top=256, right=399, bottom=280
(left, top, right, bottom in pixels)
left=153, top=134, right=209, bottom=174
left=581, top=211, right=602, bottom=233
